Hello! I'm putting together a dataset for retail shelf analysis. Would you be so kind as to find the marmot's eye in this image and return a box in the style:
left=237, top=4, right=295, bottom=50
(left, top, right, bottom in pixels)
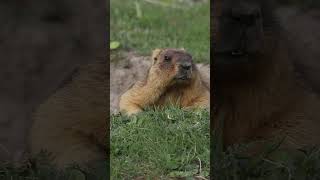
left=154, top=57, right=157, bottom=61
left=164, top=55, right=171, bottom=61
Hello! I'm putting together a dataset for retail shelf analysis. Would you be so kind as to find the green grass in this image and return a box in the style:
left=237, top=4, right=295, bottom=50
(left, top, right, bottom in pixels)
left=110, top=0, right=210, bottom=63
left=0, top=151, right=108, bottom=180
left=212, top=135, right=320, bottom=179
left=111, top=107, right=210, bottom=179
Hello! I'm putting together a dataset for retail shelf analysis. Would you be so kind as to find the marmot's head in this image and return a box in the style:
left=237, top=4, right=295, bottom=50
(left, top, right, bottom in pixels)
left=151, top=48, right=196, bottom=85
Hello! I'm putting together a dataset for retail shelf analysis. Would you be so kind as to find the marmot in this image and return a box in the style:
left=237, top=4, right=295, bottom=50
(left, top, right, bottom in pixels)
left=213, top=0, right=320, bottom=149
left=29, top=58, right=107, bottom=168
left=119, top=48, right=210, bottom=115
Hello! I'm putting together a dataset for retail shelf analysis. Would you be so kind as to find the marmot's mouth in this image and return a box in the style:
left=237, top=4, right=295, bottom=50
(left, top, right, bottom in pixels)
left=175, top=76, right=191, bottom=81
left=178, top=77, right=188, bottom=80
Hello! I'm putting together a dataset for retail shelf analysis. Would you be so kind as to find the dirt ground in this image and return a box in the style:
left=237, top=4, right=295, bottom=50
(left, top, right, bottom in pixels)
left=110, top=52, right=210, bottom=114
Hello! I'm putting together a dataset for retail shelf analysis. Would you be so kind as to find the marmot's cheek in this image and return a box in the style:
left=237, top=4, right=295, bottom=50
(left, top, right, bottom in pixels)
left=173, top=65, right=179, bottom=74
left=173, top=70, right=180, bottom=79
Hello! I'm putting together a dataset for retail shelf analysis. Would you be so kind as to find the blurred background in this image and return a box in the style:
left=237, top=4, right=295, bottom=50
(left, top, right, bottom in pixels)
left=110, top=0, right=210, bottom=63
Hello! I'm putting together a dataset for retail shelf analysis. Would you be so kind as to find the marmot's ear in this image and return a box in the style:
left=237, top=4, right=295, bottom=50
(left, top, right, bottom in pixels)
left=151, top=48, right=163, bottom=64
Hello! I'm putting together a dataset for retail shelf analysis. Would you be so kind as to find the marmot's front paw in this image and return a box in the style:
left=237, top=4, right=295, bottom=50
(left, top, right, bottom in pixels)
left=122, top=108, right=142, bottom=116
left=119, top=95, right=143, bottom=116
left=148, top=67, right=175, bottom=86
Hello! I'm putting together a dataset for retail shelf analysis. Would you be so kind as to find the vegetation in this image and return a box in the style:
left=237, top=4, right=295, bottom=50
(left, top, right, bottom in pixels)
left=0, top=151, right=107, bottom=180
left=111, top=107, right=210, bottom=179
left=110, top=0, right=210, bottom=63
left=212, top=140, right=320, bottom=180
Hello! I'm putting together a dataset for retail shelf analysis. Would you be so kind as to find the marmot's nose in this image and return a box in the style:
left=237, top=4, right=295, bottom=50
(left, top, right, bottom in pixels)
left=180, top=62, right=191, bottom=70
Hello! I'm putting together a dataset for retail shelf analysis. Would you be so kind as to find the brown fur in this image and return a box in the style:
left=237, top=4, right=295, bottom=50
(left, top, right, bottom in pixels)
left=213, top=0, right=320, bottom=149
left=119, top=48, right=210, bottom=116
left=29, top=59, right=107, bottom=167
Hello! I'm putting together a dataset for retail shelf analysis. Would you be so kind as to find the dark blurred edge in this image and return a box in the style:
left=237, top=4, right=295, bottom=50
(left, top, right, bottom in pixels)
left=106, top=0, right=110, bottom=178
left=210, top=0, right=320, bottom=179
left=0, top=0, right=110, bottom=179
left=210, top=0, right=215, bottom=179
